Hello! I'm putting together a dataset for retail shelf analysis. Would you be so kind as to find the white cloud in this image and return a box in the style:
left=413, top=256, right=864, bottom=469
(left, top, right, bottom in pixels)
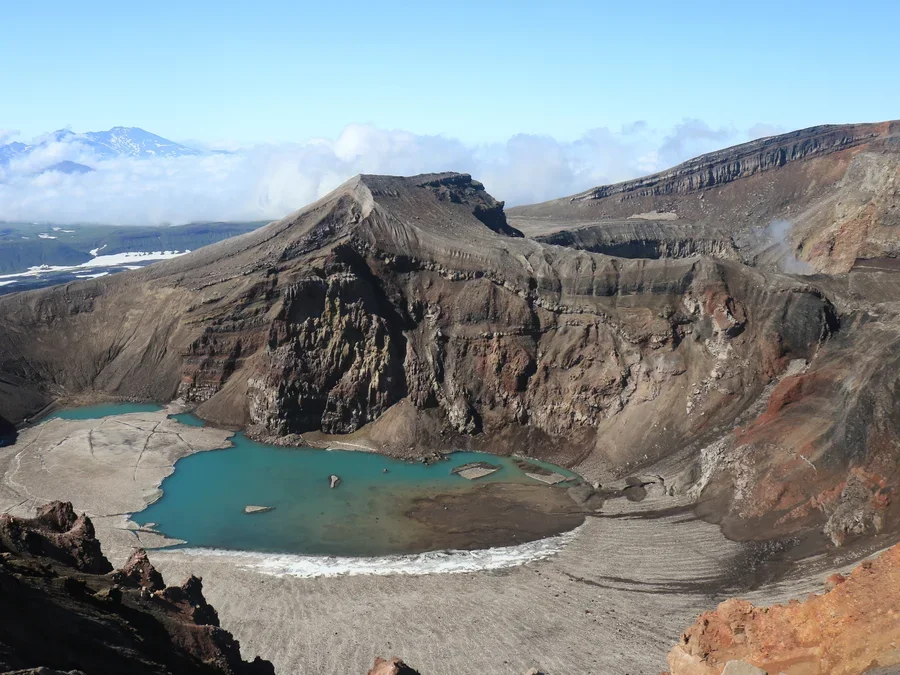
left=747, top=123, right=789, bottom=140
left=657, top=119, right=736, bottom=166
left=0, top=121, right=767, bottom=226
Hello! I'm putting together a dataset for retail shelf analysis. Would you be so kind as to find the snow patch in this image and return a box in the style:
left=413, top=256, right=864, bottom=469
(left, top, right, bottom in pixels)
left=0, top=250, right=190, bottom=280
left=81, top=250, right=189, bottom=267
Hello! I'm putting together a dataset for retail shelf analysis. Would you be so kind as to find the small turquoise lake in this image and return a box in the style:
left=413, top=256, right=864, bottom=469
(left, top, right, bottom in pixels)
left=43, top=405, right=582, bottom=557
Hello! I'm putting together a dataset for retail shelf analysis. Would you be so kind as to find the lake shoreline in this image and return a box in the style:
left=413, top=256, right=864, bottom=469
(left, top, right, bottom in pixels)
left=4, top=405, right=592, bottom=561
left=0, top=404, right=874, bottom=674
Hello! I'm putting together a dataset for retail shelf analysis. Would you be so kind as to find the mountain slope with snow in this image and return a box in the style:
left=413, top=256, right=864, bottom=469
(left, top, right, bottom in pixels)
left=81, top=126, right=201, bottom=158
left=0, top=126, right=201, bottom=166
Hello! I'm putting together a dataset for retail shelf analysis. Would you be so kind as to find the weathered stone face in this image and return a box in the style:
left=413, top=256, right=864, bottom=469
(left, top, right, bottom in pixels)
left=0, top=141, right=897, bottom=545
left=0, top=503, right=274, bottom=674
left=667, top=542, right=900, bottom=675
left=248, top=265, right=407, bottom=435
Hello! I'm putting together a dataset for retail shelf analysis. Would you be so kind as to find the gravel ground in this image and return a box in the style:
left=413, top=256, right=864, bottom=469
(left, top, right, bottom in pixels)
left=0, top=412, right=875, bottom=675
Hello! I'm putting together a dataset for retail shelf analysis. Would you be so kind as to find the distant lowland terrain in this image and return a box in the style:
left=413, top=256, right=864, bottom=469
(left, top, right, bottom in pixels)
left=0, top=220, right=266, bottom=293
left=0, top=126, right=267, bottom=293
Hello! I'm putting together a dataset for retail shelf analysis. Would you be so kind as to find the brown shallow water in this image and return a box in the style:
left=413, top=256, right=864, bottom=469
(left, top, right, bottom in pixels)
left=408, top=483, right=588, bottom=551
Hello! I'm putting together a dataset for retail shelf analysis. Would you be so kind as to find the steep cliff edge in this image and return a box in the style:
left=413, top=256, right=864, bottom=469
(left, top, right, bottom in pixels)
left=510, top=121, right=900, bottom=274
left=0, top=502, right=273, bottom=674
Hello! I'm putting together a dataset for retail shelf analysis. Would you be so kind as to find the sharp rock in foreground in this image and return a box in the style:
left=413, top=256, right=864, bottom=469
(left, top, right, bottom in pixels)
left=667, top=541, right=900, bottom=674
left=0, top=501, right=273, bottom=674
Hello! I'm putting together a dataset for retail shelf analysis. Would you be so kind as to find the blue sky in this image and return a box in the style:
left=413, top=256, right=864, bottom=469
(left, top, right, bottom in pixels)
left=1, top=0, right=898, bottom=225
left=3, top=0, right=898, bottom=145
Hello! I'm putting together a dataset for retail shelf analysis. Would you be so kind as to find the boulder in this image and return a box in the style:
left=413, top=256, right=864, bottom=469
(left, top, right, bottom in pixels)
left=0, top=501, right=112, bottom=574
left=113, top=548, right=165, bottom=591
left=367, top=656, right=421, bottom=675
left=243, top=505, right=275, bottom=514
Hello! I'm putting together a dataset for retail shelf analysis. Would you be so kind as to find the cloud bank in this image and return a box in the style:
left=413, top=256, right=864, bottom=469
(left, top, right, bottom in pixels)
left=0, top=120, right=775, bottom=226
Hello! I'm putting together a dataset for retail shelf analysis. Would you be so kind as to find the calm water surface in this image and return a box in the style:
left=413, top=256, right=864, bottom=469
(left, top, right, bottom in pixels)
left=45, top=404, right=581, bottom=556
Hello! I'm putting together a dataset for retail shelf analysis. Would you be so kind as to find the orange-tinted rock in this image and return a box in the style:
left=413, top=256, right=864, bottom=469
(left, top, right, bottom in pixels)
left=667, top=543, right=900, bottom=674
left=824, top=573, right=845, bottom=591
left=368, top=656, right=421, bottom=675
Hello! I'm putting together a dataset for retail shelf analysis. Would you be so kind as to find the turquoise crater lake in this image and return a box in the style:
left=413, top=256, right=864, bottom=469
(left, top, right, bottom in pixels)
left=98, top=410, right=584, bottom=558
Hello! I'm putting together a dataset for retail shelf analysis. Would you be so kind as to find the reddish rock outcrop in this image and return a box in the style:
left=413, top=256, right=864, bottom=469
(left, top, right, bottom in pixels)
left=0, top=502, right=273, bottom=675
left=0, top=500, right=111, bottom=574
left=368, top=656, right=422, bottom=675
left=112, top=547, right=165, bottom=591
left=667, top=543, right=900, bottom=675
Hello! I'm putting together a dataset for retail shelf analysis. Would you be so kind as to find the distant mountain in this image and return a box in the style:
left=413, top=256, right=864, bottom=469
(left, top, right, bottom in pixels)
left=0, top=141, right=29, bottom=163
left=80, top=126, right=201, bottom=159
left=0, top=126, right=201, bottom=167
left=41, top=160, right=95, bottom=175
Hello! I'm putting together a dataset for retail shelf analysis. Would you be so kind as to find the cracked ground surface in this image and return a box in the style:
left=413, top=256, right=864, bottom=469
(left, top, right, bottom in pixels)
left=0, top=409, right=233, bottom=561
left=0, top=411, right=881, bottom=675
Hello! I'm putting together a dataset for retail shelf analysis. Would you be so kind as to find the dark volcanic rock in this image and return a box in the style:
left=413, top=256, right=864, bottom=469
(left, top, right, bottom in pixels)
left=0, top=501, right=111, bottom=574
left=0, top=503, right=273, bottom=675
left=160, top=574, right=221, bottom=627
left=113, top=547, right=165, bottom=591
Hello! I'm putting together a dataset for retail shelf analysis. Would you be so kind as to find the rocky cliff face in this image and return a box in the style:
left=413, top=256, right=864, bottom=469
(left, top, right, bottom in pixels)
left=573, top=123, right=883, bottom=202
left=510, top=121, right=900, bottom=274
left=0, top=147, right=898, bottom=547
left=0, top=502, right=273, bottom=674
left=535, top=222, right=740, bottom=261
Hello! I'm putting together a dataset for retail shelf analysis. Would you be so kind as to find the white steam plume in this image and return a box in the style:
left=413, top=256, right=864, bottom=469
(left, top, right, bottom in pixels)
left=767, top=219, right=815, bottom=275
